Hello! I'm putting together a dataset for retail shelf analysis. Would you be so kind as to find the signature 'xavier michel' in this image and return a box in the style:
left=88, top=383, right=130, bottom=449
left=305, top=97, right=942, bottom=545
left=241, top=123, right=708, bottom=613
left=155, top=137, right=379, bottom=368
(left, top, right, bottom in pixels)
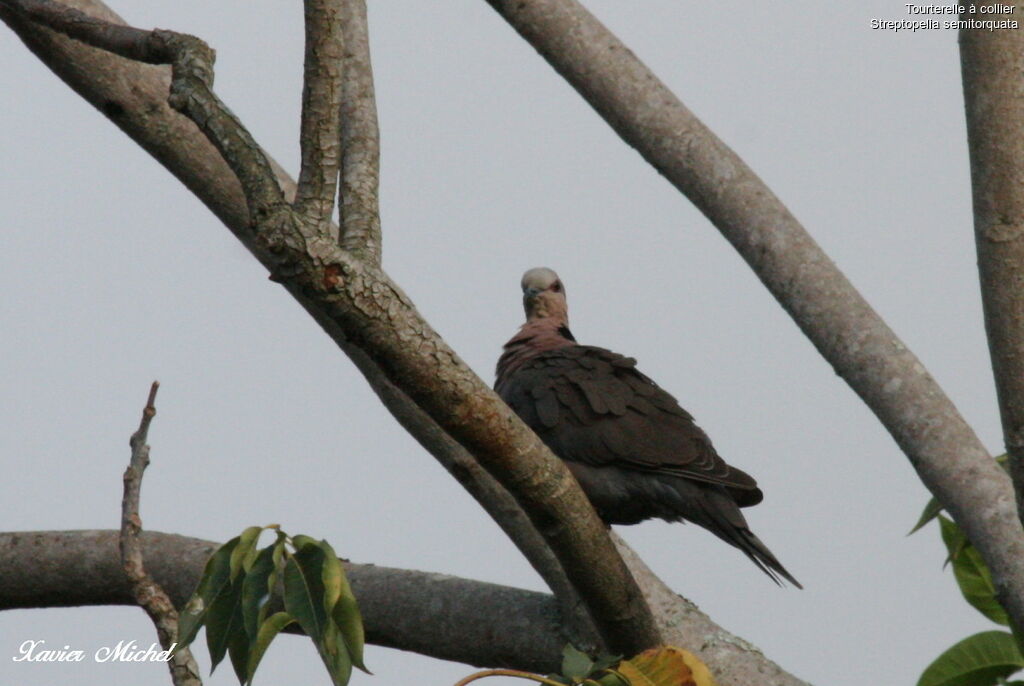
left=495, top=267, right=800, bottom=587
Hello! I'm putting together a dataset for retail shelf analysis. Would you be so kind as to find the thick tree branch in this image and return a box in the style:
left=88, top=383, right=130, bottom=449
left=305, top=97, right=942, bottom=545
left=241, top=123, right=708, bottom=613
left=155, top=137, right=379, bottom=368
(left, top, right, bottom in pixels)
left=960, top=3, right=1024, bottom=530
left=484, top=0, right=1024, bottom=632
left=0, top=530, right=564, bottom=672
left=119, top=383, right=202, bottom=686
left=3, top=0, right=661, bottom=655
left=337, top=0, right=382, bottom=263
left=0, top=531, right=807, bottom=686
left=0, top=0, right=585, bottom=649
left=295, top=0, right=344, bottom=225
left=611, top=534, right=809, bottom=686
left=0, top=0, right=814, bottom=678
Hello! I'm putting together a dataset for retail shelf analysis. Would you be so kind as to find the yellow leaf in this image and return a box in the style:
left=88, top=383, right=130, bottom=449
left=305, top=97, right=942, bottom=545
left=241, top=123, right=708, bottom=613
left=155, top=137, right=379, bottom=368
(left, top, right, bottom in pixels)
left=615, top=647, right=717, bottom=686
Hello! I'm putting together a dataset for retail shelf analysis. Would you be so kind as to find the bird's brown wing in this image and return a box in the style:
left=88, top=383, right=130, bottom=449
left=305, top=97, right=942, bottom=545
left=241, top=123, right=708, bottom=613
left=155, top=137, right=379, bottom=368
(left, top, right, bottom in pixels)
left=496, top=345, right=763, bottom=506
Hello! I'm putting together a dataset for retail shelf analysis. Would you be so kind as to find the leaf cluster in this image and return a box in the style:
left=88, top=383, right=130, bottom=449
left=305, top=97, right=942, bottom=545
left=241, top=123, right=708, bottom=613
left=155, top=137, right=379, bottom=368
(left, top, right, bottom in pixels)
left=176, top=526, right=368, bottom=686
left=911, top=458, right=1024, bottom=686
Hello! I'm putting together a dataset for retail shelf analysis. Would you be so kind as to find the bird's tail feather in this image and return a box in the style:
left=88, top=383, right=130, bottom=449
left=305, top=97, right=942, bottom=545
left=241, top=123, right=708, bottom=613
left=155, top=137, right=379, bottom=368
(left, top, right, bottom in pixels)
left=697, top=491, right=803, bottom=589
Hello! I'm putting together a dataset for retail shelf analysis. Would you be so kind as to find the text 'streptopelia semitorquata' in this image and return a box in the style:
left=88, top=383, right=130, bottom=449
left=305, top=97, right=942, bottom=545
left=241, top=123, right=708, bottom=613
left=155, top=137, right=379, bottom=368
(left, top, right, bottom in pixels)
left=495, top=267, right=801, bottom=587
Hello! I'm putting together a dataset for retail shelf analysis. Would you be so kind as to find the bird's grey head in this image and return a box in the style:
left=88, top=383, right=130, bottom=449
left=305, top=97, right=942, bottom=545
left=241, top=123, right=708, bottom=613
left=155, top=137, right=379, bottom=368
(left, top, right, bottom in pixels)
left=520, top=267, right=568, bottom=323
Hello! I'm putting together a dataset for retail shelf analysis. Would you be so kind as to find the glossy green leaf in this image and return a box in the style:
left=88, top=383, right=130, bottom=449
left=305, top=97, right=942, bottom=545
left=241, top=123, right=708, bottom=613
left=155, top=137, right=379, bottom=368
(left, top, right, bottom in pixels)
left=246, top=612, right=295, bottom=684
left=230, top=526, right=264, bottom=580
left=177, top=537, right=241, bottom=649
left=205, top=574, right=245, bottom=674
left=561, top=644, right=595, bottom=680
left=938, top=516, right=1010, bottom=626
left=283, top=543, right=328, bottom=643
left=917, top=631, right=1024, bottom=686
left=241, top=546, right=277, bottom=641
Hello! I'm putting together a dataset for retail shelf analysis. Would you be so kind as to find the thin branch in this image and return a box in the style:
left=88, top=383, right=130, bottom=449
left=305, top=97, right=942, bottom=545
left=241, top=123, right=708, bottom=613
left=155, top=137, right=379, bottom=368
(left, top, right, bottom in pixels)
left=337, top=0, right=382, bottom=263
left=1, top=0, right=286, bottom=219
left=960, top=3, right=1024, bottom=530
left=119, top=383, right=202, bottom=686
left=483, top=0, right=1024, bottom=633
left=294, top=0, right=345, bottom=225
left=0, top=530, right=809, bottom=686
left=4, top=0, right=660, bottom=654
left=0, top=0, right=587, bottom=650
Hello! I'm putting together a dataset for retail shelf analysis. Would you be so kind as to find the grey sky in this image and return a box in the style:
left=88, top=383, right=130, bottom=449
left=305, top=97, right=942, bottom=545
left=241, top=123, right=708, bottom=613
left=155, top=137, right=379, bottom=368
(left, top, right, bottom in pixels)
left=0, top=1, right=1000, bottom=685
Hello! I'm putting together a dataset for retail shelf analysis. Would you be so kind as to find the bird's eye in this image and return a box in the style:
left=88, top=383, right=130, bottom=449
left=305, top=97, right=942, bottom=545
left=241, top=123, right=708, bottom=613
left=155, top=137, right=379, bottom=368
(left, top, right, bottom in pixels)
left=551, top=282, right=562, bottom=292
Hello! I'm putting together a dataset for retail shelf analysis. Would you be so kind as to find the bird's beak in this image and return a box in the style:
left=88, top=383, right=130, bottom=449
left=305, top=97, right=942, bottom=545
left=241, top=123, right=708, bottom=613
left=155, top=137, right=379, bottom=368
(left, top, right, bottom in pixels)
left=524, top=287, right=541, bottom=299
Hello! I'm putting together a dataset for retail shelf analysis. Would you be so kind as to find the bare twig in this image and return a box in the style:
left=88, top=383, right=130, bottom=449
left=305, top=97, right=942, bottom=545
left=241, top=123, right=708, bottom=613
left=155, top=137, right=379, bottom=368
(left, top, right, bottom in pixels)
left=119, top=383, right=202, bottom=686
left=337, top=0, right=382, bottom=263
left=960, top=3, right=1024, bottom=531
left=4, top=0, right=660, bottom=654
left=483, top=0, right=1024, bottom=633
left=294, top=0, right=345, bottom=225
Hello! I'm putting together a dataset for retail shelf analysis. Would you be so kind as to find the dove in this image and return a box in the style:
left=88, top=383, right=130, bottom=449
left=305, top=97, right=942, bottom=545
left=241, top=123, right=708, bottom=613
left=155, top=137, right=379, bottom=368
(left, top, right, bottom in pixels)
left=495, top=267, right=800, bottom=587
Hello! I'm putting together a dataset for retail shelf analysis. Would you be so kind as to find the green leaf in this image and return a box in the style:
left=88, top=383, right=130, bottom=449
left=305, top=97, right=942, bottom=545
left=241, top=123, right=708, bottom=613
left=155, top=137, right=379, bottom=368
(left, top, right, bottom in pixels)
left=939, top=516, right=1010, bottom=626
left=230, top=526, right=264, bottom=580
left=319, top=616, right=354, bottom=686
left=318, top=539, right=368, bottom=673
left=331, top=595, right=367, bottom=673
left=938, top=514, right=970, bottom=568
left=178, top=537, right=241, bottom=649
left=917, top=631, right=1024, bottom=686
left=291, top=534, right=319, bottom=551
left=283, top=542, right=328, bottom=643
left=205, top=574, right=245, bottom=674
left=910, top=497, right=944, bottom=535
left=561, top=644, right=595, bottom=680
left=227, top=619, right=251, bottom=685
left=318, top=539, right=343, bottom=618
left=241, top=546, right=277, bottom=641
left=246, top=612, right=295, bottom=684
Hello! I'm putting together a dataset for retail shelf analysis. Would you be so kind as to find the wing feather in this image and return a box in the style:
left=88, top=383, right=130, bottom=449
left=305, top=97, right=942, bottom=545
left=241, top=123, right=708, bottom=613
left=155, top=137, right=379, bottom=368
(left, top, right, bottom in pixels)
left=497, top=345, right=761, bottom=503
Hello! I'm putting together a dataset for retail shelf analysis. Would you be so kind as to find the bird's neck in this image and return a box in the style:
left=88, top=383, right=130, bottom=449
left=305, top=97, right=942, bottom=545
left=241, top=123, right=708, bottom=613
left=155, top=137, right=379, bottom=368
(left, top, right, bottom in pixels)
left=496, top=317, right=576, bottom=384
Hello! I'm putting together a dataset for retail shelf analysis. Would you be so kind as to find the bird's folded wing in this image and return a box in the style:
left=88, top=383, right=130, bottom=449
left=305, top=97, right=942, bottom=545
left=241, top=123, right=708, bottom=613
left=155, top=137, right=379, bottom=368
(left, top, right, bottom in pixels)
left=498, top=346, right=762, bottom=504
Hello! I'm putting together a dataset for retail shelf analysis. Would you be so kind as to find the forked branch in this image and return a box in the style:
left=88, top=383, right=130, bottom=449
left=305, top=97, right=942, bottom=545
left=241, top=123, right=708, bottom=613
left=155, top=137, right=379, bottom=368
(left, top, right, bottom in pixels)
left=1, top=0, right=660, bottom=655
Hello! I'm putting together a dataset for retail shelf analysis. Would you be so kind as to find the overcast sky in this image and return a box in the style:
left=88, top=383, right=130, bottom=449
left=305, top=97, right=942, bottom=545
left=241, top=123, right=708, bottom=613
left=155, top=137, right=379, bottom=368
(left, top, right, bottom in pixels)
left=0, top=2, right=1006, bottom=685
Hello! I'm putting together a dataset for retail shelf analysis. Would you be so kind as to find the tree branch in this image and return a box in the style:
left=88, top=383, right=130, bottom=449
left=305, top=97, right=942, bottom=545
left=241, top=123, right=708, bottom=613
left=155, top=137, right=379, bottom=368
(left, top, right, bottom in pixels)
left=483, top=0, right=1024, bottom=633
left=960, top=2, right=1024, bottom=531
left=0, top=530, right=808, bottom=686
left=0, top=530, right=564, bottom=672
left=337, top=0, right=382, bottom=263
left=0, top=0, right=585, bottom=649
left=2, top=0, right=661, bottom=655
left=119, top=383, right=202, bottom=686
left=294, top=0, right=344, bottom=225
